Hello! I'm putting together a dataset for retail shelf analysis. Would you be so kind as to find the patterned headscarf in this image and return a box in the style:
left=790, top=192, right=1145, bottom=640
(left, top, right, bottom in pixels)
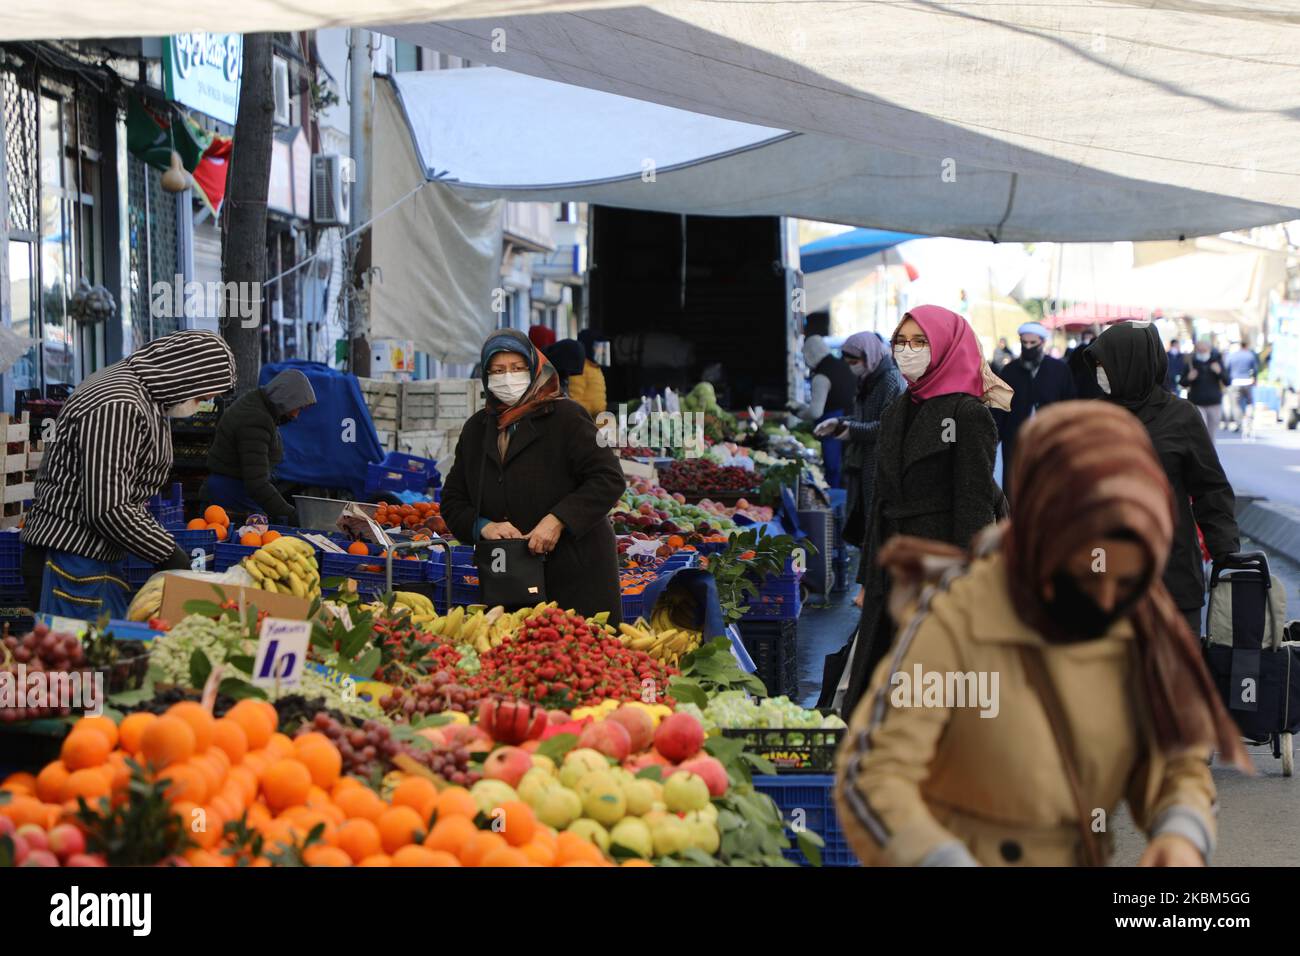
left=1004, top=401, right=1249, bottom=769
left=480, top=328, right=563, bottom=432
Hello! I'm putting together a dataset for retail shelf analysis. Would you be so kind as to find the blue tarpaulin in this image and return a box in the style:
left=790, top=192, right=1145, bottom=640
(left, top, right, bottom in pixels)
left=799, top=228, right=919, bottom=274
left=259, top=361, right=386, bottom=497
left=638, top=567, right=756, bottom=672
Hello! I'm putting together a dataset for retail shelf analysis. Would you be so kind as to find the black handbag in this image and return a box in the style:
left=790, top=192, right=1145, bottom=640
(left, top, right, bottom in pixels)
left=471, top=421, right=547, bottom=609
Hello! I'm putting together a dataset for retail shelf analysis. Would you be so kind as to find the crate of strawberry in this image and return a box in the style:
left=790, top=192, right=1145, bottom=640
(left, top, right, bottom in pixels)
left=659, top=459, right=761, bottom=500
left=463, top=607, right=678, bottom=709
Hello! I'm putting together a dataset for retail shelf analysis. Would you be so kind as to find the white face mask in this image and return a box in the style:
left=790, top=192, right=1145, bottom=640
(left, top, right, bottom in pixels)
left=165, top=398, right=204, bottom=419
left=893, top=345, right=931, bottom=383
left=1096, top=367, right=1112, bottom=395
left=488, top=371, right=531, bottom=405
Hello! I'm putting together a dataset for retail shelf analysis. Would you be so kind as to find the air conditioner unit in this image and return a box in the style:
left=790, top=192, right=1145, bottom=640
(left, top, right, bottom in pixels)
left=272, top=57, right=291, bottom=127
left=312, top=154, right=355, bottom=227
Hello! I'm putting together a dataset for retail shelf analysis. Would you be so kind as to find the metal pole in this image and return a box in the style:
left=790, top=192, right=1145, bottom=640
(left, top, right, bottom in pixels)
left=348, top=29, right=373, bottom=374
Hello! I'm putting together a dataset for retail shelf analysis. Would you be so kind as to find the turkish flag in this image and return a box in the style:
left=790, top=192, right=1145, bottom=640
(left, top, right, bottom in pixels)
left=192, top=135, right=233, bottom=215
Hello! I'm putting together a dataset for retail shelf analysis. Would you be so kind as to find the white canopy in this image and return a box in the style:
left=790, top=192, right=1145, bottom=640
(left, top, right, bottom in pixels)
left=387, top=67, right=1296, bottom=242
left=10, top=1, right=1299, bottom=239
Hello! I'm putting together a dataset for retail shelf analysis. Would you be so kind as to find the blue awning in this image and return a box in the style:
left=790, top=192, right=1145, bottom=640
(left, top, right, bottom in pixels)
left=800, top=229, right=921, bottom=274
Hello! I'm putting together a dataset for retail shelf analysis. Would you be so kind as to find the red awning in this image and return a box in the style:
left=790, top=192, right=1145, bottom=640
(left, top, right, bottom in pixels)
left=1042, top=303, right=1158, bottom=330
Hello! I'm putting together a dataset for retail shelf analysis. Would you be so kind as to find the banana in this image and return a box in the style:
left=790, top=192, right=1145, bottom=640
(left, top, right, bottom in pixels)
left=242, top=558, right=265, bottom=582
left=444, top=606, right=464, bottom=639
left=619, top=622, right=652, bottom=643
left=253, top=550, right=290, bottom=579
left=262, top=578, right=280, bottom=594
left=287, top=572, right=307, bottom=599
left=630, top=636, right=656, bottom=651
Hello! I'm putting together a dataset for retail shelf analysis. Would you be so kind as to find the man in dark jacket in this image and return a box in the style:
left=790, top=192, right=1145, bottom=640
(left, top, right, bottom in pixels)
left=993, top=321, right=1076, bottom=494
left=203, top=369, right=316, bottom=523
left=1087, top=322, right=1239, bottom=637
left=1180, top=338, right=1229, bottom=438
left=1165, top=338, right=1186, bottom=393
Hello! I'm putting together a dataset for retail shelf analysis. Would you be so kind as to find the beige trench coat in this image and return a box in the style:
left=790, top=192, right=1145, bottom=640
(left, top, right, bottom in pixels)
left=834, top=551, right=1216, bottom=866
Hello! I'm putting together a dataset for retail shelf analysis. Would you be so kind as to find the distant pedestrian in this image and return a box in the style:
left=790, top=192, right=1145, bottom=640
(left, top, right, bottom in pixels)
left=990, top=337, right=1014, bottom=376
left=1181, top=337, right=1229, bottom=437
left=792, top=334, right=857, bottom=487
left=992, top=321, right=1076, bottom=494
left=1165, top=338, right=1186, bottom=393
left=1088, top=322, right=1240, bottom=637
left=1223, top=338, right=1260, bottom=433
left=566, top=329, right=608, bottom=418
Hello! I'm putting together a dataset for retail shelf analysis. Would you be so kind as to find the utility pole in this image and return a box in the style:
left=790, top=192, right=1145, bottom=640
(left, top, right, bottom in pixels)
left=222, top=32, right=275, bottom=394
left=348, top=28, right=374, bottom=377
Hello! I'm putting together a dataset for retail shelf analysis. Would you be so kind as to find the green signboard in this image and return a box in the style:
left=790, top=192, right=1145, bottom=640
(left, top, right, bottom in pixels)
left=163, top=33, right=243, bottom=125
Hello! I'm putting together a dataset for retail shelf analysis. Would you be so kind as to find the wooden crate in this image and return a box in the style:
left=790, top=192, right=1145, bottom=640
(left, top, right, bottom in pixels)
left=0, top=413, right=29, bottom=445
left=2, top=450, right=28, bottom=475
left=3, top=481, right=34, bottom=505
left=26, top=442, right=43, bottom=471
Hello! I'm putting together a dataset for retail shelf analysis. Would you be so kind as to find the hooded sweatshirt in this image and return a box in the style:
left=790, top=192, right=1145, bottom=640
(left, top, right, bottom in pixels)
left=23, top=330, right=236, bottom=563
left=800, top=335, right=857, bottom=421
left=206, top=369, right=317, bottom=519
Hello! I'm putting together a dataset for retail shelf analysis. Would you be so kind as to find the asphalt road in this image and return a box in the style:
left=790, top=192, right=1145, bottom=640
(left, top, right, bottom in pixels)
left=1214, top=414, right=1300, bottom=509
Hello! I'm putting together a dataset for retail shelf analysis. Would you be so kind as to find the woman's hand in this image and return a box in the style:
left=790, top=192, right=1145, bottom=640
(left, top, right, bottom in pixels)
left=481, top=521, right=523, bottom=540
left=526, top=514, right=565, bottom=555
left=1138, top=834, right=1205, bottom=867
left=853, top=587, right=865, bottom=608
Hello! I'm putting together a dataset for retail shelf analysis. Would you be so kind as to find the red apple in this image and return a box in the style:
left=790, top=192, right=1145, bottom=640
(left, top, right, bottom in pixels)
left=547, top=709, right=570, bottom=726
left=47, top=823, right=86, bottom=860
left=676, top=755, right=729, bottom=797
left=577, top=719, right=632, bottom=762
left=15, top=824, right=49, bottom=854
left=608, top=706, right=655, bottom=753
left=482, top=746, right=533, bottom=787
left=653, top=712, right=705, bottom=763
left=19, top=849, right=59, bottom=867
left=66, top=853, right=107, bottom=867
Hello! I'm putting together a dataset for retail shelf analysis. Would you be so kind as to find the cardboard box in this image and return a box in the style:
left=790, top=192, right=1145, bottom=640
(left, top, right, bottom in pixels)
left=158, top=574, right=312, bottom=627
left=619, top=459, right=658, bottom=482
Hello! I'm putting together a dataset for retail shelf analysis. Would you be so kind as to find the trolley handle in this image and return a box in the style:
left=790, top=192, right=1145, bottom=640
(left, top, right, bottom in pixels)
left=1209, top=550, right=1271, bottom=590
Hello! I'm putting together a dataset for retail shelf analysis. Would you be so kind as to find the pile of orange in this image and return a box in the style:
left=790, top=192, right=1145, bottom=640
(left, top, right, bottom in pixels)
left=238, top=529, right=282, bottom=547
left=372, top=500, right=440, bottom=531
left=2, top=703, right=634, bottom=868
left=187, top=505, right=231, bottom=542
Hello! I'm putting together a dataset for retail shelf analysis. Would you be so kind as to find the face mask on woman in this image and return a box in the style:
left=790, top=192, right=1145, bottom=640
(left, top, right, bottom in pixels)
left=488, top=371, right=531, bottom=405
left=893, top=345, right=931, bottom=383
left=1043, top=570, right=1143, bottom=643
left=1095, top=367, right=1112, bottom=395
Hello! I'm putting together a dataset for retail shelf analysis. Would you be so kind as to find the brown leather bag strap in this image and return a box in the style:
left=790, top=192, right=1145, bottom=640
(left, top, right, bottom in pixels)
left=1017, top=645, right=1108, bottom=867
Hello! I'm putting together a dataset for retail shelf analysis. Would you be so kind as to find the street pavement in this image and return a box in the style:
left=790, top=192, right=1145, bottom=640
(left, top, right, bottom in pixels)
left=1214, top=413, right=1300, bottom=509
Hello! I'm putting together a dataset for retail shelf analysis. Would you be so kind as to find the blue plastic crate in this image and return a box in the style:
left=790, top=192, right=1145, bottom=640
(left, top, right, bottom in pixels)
left=0, top=533, right=22, bottom=573
left=741, top=572, right=803, bottom=620
left=124, top=528, right=218, bottom=584
left=752, top=774, right=859, bottom=867
left=213, top=529, right=345, bottom=572
left=321, top=548, right=429, bottom=592
left=364, top=451, right=441, bottom=495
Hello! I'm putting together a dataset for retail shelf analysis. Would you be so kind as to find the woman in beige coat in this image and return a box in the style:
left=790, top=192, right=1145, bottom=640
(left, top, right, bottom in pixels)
left=835, top=401, right=1249, bottom=867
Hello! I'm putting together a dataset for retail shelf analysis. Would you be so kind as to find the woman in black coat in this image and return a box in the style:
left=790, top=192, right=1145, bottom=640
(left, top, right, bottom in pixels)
left=1084, top=322, right=1239, bottom=637
left=441, top=329, right=626, bottom=622
left=838, top=306, right=1007, bottom=716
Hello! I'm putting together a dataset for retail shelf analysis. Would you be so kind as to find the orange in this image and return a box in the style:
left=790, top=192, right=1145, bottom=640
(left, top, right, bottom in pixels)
left=392, top=845, right=458, bottom=867
left=211, top=719, right=247, bottom=763
left=522, top=840, right=557, bottom=866
left=158, top=763, right=208, bottom=804
left=376, top=805, right=425, bottom=854
left=187, top=518, right=208, bottom=531
left=1, top=794, right=45, bottom=826
left=244, top=801, right=272, bottom=829
left=459, top=831, right=509, bottom=867
left=264, top=733, right=294, bottom=759
left=347, top=541, right=370, bottom=556
left=357, top=854, right=392, bottom=867
left=335, top=785, right=385, bottom=822
left=226, top=701, right=273, bottom=750
left=140, top=716, right=197, bottom=770
left=497, top=800, right=536, bottom=847
left=204, top=505, right=230, bottom=527
left=331, top=777, right=363, bottom=798
left=1, top=772, right=36, bottom=794
left=261, top=759, right=312, bottom=812
left=239, top=532, right=263, bottom=547
left=423, top=815, right=478, bottom=856
left=241, top=751, right=270, bottom=778
left=188, top=755, right=225, bottom=798
left=620, top=859, right=654, bottom=867
left=208, top=523, right=228, bottom=541
left=556, top=831, right=607, bottom=866
left=335, top=818, right=383, bottom=863
left=391, top=776, right=439, bottom=821
left=480, top=845, right=531, bottom=867
left=74, top=715, right=119, bottom=749
left=167, top=701, right=215, bottom=752
left=36, top=761, right=70, bottom=803
left=104, top=752, right=131, bottom=792
left=296, top=743, right=341, bottom=791
left=192, top=805, right=225, bottom=849
left=304, top=845, right=352, bottom=867
left=61, top=769, right=111, bottom=805
left=118, top=712, right=157, bottom=755
left=209, top=792, right=238, bottom=822
left=227, top=766, right=259, bottom=805
left=435, top=786, right=478, bottom=819
left=251, top=701, right=280, bottom=733
left=261, top=530, right=282, bottom=543
left=184, top=848, right=227, bottom=867
left=293, top=731, right=332, bottom=753
left=206, top=744, right=231, bottom=771
left=61, top=729, right=111, bottom=771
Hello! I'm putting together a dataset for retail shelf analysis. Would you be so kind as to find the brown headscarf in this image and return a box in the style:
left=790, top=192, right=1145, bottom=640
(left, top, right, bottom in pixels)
left=480, top=328, right=563, bottom=433
left=1004, top=401, right=1249, bottom=769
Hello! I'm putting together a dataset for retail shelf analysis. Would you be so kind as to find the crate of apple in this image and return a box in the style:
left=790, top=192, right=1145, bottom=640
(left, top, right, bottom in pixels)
left=0, top=816, right=106, bottom=867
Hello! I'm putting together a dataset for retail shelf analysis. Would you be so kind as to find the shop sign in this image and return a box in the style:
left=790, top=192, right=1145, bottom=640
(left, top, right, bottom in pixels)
left=371, top=339, right=415, bottom=373
left=164, top=33, right=243, bottom=125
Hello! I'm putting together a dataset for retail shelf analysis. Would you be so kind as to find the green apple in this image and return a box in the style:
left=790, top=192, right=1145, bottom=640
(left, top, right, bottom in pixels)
left=685, top=819, right=720, bottom=855
left=534, top=786, right=583, bottom=829
left=581, top=776, right=628, bottom=826
left=469, top=779, right=518, bottom=815
left=651, top=816, right=691, bottom=857
left=566, top=818, right=611, bottom=853
left=516, top=768, right=556, bottom=809
left=622, top=779, right=656, bottom=817
left=663, top=772, right=710, bottom=813
left=560, top=749, right=610, bottom=789
left=530, top=754, right=557, bottom=776
left=610, top=817, right=654, bottom=859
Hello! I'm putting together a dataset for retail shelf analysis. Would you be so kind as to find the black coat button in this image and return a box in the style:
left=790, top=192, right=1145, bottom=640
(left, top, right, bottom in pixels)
left=999, top=840, right=1023, bottom=863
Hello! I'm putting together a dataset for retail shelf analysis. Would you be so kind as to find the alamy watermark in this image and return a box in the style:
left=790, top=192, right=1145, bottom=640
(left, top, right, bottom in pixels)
left=889, top=665, right=999, bottom=718
left=150, top=274, right=261, bottom=328
left=0, top=664, right=104, bottom=717
left=595, top=405, right=705, bottom=454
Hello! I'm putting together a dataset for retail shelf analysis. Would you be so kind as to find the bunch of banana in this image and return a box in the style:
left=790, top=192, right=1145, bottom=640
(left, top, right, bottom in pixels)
left=240, top=536, right=321, bottom=600
left=617, top=607, right=703, bottom=666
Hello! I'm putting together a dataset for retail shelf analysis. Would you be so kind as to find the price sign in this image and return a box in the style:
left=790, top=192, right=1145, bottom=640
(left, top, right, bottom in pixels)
left=251, top=617, right=312, bottom=688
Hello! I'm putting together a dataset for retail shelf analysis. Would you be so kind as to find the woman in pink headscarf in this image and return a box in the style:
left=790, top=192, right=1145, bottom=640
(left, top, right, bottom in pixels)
left=830, top=305, right=1011, bottom=715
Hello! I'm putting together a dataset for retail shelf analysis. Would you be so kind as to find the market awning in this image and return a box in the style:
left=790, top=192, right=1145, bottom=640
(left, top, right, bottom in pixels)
left=799, top=230, right=920, bottom=275
left=385, top=68, right=1297, bottom=242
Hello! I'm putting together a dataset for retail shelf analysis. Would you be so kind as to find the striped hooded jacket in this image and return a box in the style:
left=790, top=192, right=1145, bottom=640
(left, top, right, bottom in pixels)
left=22, top=331, right=236, bottom=564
